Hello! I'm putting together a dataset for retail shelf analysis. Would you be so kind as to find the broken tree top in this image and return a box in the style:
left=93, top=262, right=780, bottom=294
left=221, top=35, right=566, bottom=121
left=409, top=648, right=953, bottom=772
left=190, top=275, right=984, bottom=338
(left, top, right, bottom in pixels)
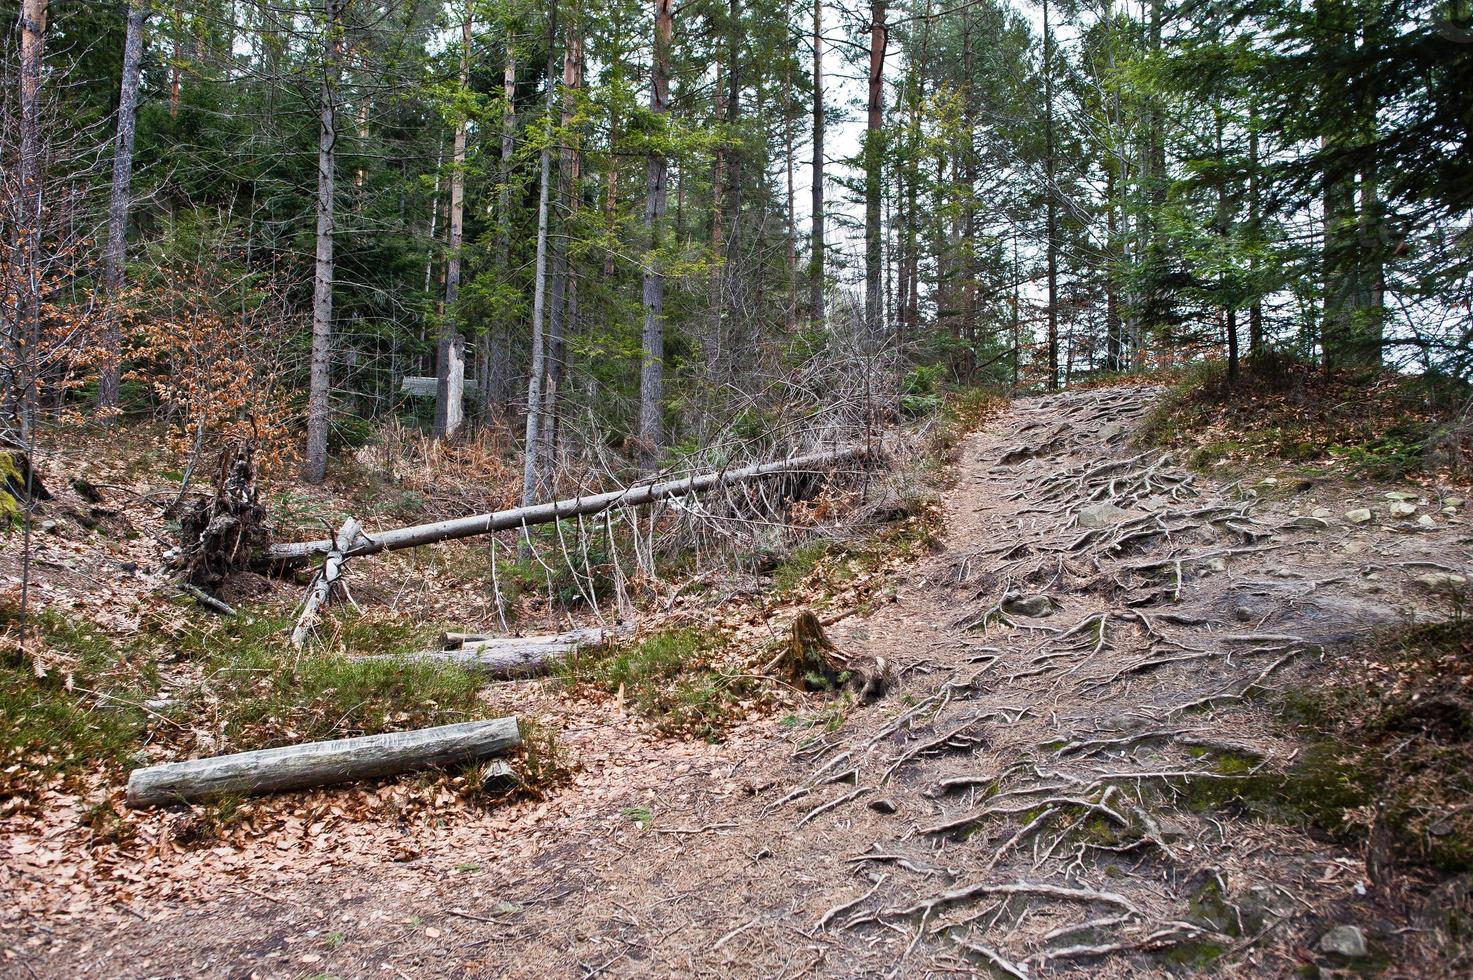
left=269, top=445, right=868, bottom=561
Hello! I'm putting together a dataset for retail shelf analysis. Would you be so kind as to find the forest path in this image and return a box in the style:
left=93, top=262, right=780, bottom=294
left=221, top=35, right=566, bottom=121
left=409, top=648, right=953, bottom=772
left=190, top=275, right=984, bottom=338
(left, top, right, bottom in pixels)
left=22, top=387, right=1471, bottom=978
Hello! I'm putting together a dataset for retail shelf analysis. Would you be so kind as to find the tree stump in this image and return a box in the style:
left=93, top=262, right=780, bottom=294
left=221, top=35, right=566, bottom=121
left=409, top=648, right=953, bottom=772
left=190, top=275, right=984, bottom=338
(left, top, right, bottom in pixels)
left=767, top=610, right=891, bottom=703
left=174, top=445, right=270, bottom=589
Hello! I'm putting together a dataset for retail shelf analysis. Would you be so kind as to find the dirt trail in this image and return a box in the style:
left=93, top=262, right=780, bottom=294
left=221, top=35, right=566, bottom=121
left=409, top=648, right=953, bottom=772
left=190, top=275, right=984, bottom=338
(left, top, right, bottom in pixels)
left=18, top=388, right=1472, bottom=977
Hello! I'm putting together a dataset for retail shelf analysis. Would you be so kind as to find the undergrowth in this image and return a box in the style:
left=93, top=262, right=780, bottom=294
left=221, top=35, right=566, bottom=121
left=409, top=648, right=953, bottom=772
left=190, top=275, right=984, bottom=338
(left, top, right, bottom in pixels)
left=556, top=628, right=764, bottom=740
left=1141, top=353, right=1473, bottom=480
left=0, top=602, right=495, bottom=797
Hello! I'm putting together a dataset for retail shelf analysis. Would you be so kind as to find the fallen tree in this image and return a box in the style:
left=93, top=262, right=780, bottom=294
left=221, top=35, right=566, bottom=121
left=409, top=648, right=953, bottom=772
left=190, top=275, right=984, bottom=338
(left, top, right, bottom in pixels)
left=372, top=627, right=621, bottom=679
left=279, top=445, right=868, bottom=646
left=126, top=716, right=521, bottom=807
left=269, top=445, right=868, bottom=562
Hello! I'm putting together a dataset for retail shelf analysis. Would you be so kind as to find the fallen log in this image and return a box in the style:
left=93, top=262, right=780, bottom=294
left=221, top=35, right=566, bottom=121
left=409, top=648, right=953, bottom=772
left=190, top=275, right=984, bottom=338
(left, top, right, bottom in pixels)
left=267, top=446, right=868, bottom=562
left=383, top=627, right=618, bottom=679
left=125, top=716, right=521, bottom=808
left=289, top=517, right=367, bottom=647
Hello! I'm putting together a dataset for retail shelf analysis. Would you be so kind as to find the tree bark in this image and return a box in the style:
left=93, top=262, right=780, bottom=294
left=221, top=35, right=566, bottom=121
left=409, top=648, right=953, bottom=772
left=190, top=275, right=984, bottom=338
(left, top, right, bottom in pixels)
left=863, top=0, right=887, bottom=341
left=808, top=0, right=824, bottom=326
left=434, top=2, right=472, bottom=440
left=270, top=445, right=868, bottom=561
left=487, top=48, right=518, bottom=415
left=1043, top=0, right=1059, bottom=390
left=543, top=10, right=583, bottom=474
left=522, top=1, right=560, bottom=505
left=302, top=0, right=341, bottom=485
left=637, top=0, right=674, bottom=470
left=126, top=717, right=522, bottom=807
left=98, top=2, right=147, bottom=417
left=383, top=628, right=615, bottom=679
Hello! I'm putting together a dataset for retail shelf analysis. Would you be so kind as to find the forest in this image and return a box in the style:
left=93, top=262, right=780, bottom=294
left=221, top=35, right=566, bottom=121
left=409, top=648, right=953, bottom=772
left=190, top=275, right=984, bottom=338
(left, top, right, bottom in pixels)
left=3, top=0, right=1473, bottom=976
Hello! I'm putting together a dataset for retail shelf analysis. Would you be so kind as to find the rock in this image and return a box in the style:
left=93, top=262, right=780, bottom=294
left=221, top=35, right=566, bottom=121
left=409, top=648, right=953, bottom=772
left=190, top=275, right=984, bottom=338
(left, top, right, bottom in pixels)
left=1418, top=514, right=1437, bottom=528
left=1345, top=508, right=1373, bottom=524
left=1445, top=496, right=1465, bottom=509
left=1003, top=594, right=1056, bottom=618
left=868, top=797, right=899, bottom=815
left=1387, top=501, right=1417, bottom=517
left=1311, top=507, right=1333, bottom=519
left=1077, top=502, right=1137, bottom=528
left=1414, top=572, right=1467, bottom=592
left=1099, top=422, right=1126, bottom=442
left=1385, top=490, right=1419, bottom=501
left=1340, top=540, right=1370, bottom=554
left=1318, top=925, right=1367, bottom=958
left=1259, top=477, right=1279, bottom=486
left=1288, top=516, right=1329, bottom=530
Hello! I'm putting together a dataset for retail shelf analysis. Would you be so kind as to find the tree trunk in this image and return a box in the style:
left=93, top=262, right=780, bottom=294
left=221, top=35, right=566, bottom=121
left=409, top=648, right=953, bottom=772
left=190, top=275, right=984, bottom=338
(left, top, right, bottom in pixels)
left=98, top=2, right=147, bottom=418
left=543, top=11, right=583, bottom=475
left=522, top=1, right=561, bottom=505
left=487, top=48, right=518, bottom=415
left=637, top=0, right=674, bottom=470
left=434, top=3, right=472, bottom=441
left=126, top=717, right=522, bottom=807
left=1043, top=0, right=1059, bottom=390
left=808, top=0, right=824, bottom=327
left=863, top=0, right=887, bottom=341
left=270, top=445, right=869, bottom=561
left=302, top=0, right=340, bottom=485
left=438, top=23, right=467, bottom=403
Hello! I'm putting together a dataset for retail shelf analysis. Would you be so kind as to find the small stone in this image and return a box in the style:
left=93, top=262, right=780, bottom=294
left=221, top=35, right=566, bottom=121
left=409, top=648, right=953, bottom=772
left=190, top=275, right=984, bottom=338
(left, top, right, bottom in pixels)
left=1288, top=516, right=1329, bottom=530
left=1417, top=514, right=1437, bottom=527
left=1099, top=422, right=1126, bottom=442
left=1387, top=501, right=1417, bottom=517
left=868, top=797, right=899, bottom=815
left=1341, top=540, right=1370, bottom=554
left=1311, top=507, right=1333, bottom=519
left=1415, top=572, right=1467, bottom=592
left=1318, top=925, right=1367, bottom=958
left=1206, top=557, right=1229, bottom=573
left=1385, top=490, right=1419, bottom=501
left=1445, top=496, right=1465, bottom=509
left=1259, top=477, right=1279, bottom=486
left=1345, top=508, right=1373, bottom=524
left=1077, top=502, right=1137, bottom=528
left=1444, top=507, right=1460, bottom=517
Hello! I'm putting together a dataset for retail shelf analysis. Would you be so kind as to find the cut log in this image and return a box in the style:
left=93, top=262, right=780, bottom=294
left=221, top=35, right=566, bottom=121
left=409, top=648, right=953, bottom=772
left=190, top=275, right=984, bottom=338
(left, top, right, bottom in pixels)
left=268, top=446, right=868, bottom=562
left=388, top=626, right=617, bottom=679
left=125, top=716, right=521, bottom=808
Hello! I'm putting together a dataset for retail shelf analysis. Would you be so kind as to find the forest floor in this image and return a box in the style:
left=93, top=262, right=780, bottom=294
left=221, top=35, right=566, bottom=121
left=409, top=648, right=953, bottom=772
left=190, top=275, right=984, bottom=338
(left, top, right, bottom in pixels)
left=6, top=384, right=1473, bottom=978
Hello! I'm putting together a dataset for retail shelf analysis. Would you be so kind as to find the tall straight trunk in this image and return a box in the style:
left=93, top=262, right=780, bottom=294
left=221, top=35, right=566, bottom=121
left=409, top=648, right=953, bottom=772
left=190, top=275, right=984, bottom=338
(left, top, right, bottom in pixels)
left=1215, top=111, right=1238, bottom=383
left=302, top=0, right=341, bottom=485
left=98, top=2, right=146, bottom=417
left=783, top=58, right=797, bottom=333
left=901, top=2, right=931, bottom=345
left=637, top=0, right=673, bottom=469
left=1248, top=118, right=1263, bottom=357
left=1105, top=167, right=1122, bottom=372
left=863, top=0, right=887, bottom=341
left=709, top=63, right=726, bottom=354
left=170, top=37, right=180, bottom=116
left=522, top=2, right=560, bottom=505
left=487, top=49, right=517, bottom=414
left=543, top=10, right=583, bottom=472
left=808, top=0, right=824, bottom=326
left=11, top=0, right=47, bottom=428
left=1043, top=0, right=1059, bottom=390
left=603, top=106, right=619, bottom=278
left=960, top=8, right=977, bottom=380
left=435, top=3, right=472, bottom=440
